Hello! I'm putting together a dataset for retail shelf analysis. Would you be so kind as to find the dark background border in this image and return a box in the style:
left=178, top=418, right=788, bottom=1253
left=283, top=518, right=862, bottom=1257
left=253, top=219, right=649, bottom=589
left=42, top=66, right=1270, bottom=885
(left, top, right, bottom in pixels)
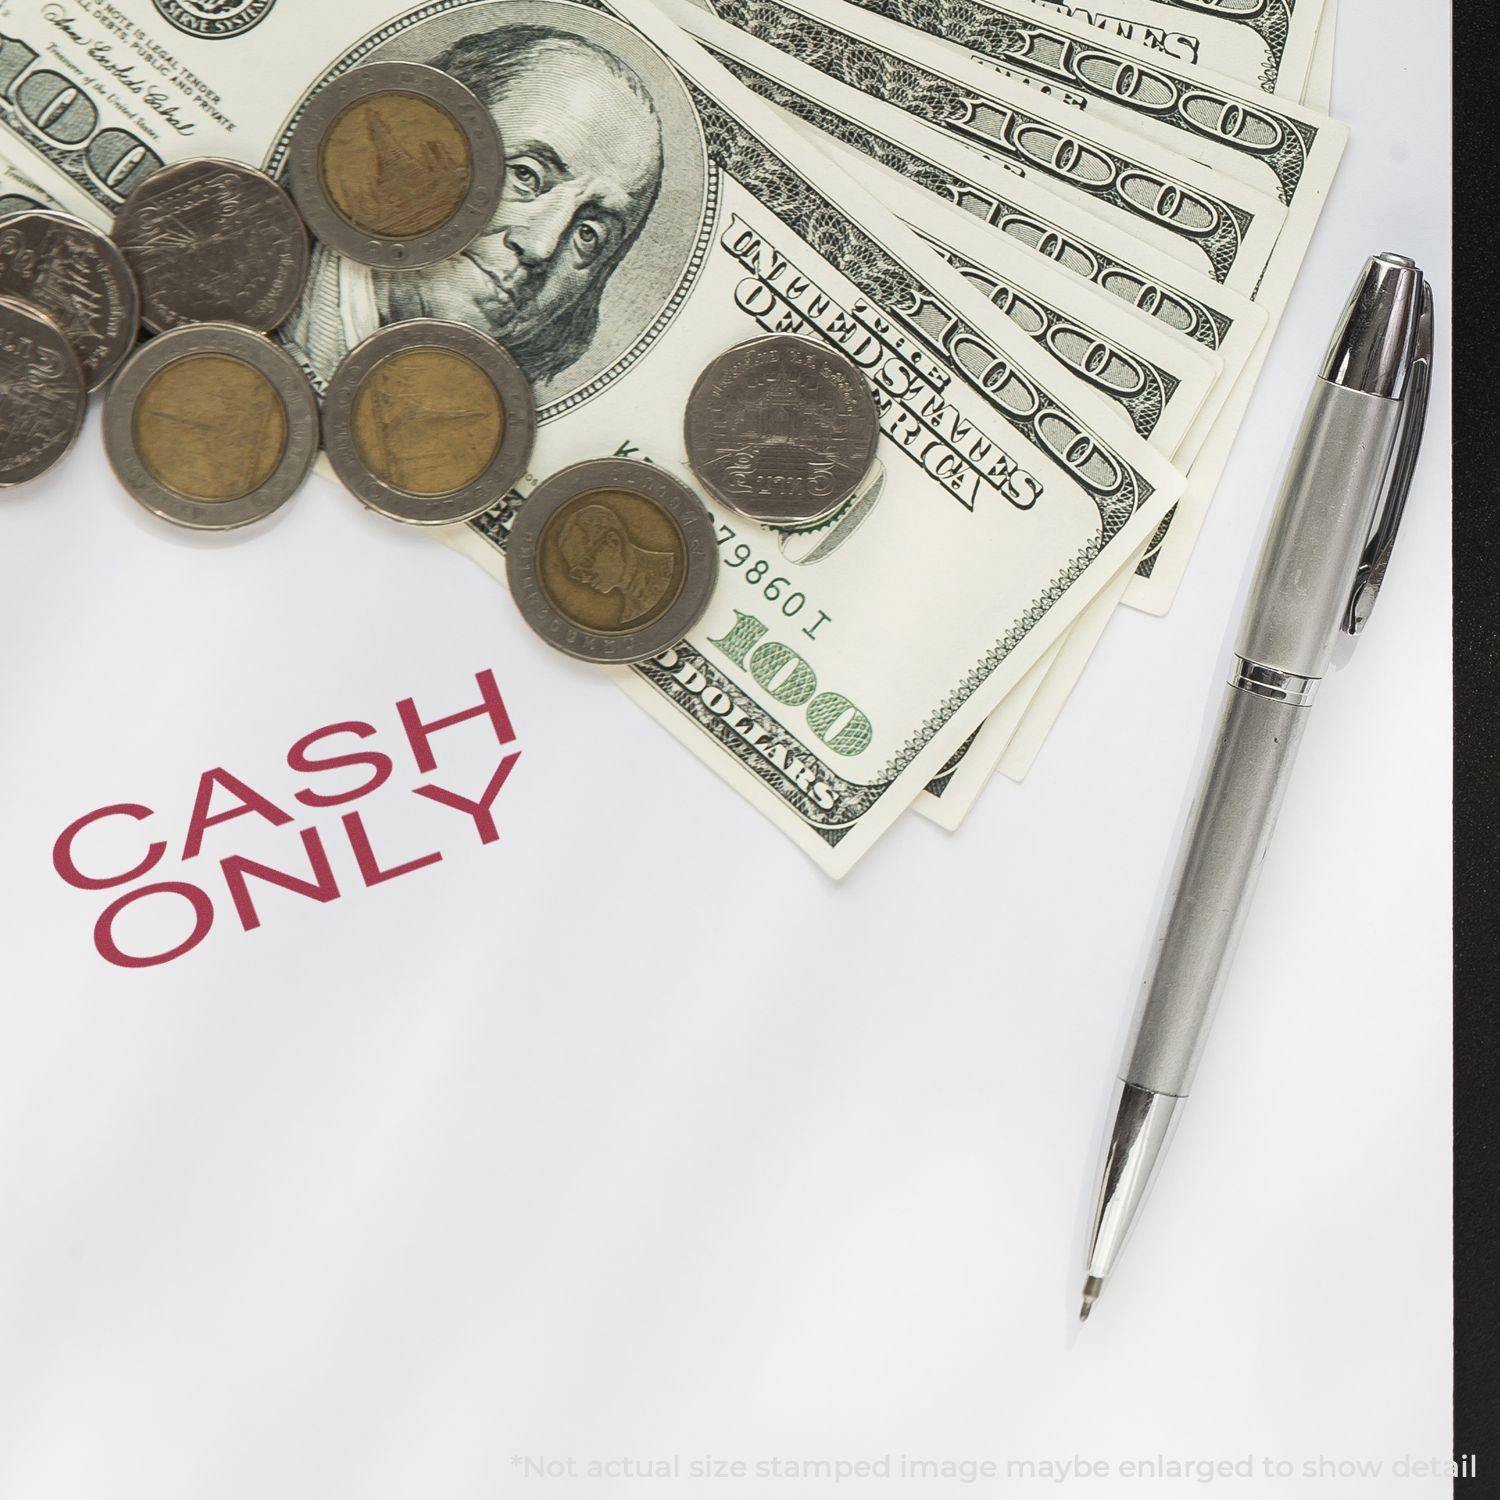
left=1453, top=4, right=1498, bottom=1482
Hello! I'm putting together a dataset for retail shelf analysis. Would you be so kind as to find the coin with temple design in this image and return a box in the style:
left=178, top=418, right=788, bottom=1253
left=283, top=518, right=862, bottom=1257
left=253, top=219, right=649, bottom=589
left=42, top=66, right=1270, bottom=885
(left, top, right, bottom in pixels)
left=103, top=322, right=319, bottom=528
left=321, top=319, right=535, bottom=524
left=0, top=295, right=87, bottom=488
left=287, top=62, right=504, bottom=269
left=506, top=458, right=718, bottom=664
left=0, top=211, right=139, bottom=389
left=684, top=335, right=880, bottom=527
left=112, top=158, right=309, bottom=333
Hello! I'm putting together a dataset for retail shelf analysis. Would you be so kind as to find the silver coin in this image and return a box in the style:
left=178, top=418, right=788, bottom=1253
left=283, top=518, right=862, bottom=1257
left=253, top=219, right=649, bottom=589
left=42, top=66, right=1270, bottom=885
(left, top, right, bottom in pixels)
left=112, top=158, right=309, bottom=333
left=506, top=458, right=718, bottom=665
left=684, top=334, right=881, bottom=527
left=322, top=319, right=535, bottom=526
left=103, top=322, right=319, bottom=530
left=0, top=295, right=87, bottom=488
left=0, top=211, right=139, bottom=389
left=287, top=62, right=504, bottom=270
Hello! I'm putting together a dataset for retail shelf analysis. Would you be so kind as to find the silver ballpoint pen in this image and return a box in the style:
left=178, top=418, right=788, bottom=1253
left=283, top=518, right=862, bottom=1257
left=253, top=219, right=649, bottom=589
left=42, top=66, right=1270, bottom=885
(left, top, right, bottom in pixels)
left=1079, top=254, right=1435, bottom=1321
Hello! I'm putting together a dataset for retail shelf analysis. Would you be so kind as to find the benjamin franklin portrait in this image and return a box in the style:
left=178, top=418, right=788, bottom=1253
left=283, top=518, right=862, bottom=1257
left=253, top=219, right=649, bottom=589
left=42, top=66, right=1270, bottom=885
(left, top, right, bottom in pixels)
left=283, top=0, right=709, bottom=406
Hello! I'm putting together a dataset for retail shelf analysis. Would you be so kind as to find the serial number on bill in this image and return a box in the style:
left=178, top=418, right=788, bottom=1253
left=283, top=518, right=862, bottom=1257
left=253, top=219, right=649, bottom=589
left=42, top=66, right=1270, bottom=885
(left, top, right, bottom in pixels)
left=709, top=512, right=833, bottom=643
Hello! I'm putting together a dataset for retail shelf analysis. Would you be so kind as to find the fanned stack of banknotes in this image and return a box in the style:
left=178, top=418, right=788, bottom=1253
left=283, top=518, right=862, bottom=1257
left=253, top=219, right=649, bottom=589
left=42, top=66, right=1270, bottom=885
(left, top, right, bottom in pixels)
left=0, top=0, right=1345, bottom=876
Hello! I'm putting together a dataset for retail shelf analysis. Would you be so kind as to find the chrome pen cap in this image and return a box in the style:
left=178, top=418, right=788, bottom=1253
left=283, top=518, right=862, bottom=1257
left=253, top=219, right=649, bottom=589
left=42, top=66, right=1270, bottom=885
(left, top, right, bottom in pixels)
left=1320, top=253, right=1427, bottom=399
left=1242, top=253, right=1434, bottom=672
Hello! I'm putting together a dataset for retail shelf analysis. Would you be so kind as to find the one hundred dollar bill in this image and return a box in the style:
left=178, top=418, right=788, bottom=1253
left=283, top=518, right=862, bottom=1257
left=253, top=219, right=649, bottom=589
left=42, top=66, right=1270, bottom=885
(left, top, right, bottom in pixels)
left=820, top=0, right=1347, bottom=317
left=735, top=0, right=1343, bottom=623
left=666, top=0, right=1268, bottom=607
left=984, top=0, right=1344, bottom=788
left=0, top=0, right=1184, bottom=872
left=816, top=158, right=1217, bottom=824
left=708, top=0, right=1343, bottom=815
left=1023, top=0, right=1329, bottom=99
left=708, top=0, right=1340, bottom=812
left=658, top=6, right=1248, bottom=821
left=849, top=0, right=1343, bottom=795
left=699, top=0, right=1288, bottom=295
left=827, top=136, right=1224, bottom=460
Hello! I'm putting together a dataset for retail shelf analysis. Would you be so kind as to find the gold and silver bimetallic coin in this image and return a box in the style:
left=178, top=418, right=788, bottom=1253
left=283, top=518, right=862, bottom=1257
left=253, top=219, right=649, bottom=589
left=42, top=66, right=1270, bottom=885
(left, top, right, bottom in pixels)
left=684, top=334, right=881, bottom=527
left=322, top=319, right=535, bottom=525
left=287, top=62, right=504, bottom=270
left=0, top=211, right=139, bottom=389
left=0, top=295, right=87, bottom=488
left=506, top=458, right=718, bottom=664
left=112, top=158, right=309, bottom=333
left=103, top=323, right=319, bottom=529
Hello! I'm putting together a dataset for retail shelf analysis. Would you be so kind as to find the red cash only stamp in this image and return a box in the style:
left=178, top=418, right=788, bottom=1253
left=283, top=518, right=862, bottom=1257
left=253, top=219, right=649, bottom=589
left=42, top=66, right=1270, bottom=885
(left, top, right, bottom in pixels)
left=51, top=669, right=521, bottom=969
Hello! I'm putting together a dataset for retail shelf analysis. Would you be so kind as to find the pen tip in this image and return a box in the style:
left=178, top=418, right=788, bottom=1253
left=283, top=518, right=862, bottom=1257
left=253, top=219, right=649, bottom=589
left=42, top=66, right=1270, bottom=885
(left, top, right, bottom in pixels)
left=1079, top=1276, right=1103, bottom=1323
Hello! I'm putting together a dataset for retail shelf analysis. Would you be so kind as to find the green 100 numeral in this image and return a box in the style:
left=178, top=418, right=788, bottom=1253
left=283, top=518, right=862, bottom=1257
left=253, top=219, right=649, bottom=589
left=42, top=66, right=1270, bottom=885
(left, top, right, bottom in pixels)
left=709, top=610, right=873, bottom=756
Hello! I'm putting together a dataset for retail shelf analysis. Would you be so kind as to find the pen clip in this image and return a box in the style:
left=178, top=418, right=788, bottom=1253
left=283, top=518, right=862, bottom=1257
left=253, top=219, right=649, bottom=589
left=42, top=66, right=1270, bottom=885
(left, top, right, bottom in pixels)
left=1344, top=279, right=1435, bottom=636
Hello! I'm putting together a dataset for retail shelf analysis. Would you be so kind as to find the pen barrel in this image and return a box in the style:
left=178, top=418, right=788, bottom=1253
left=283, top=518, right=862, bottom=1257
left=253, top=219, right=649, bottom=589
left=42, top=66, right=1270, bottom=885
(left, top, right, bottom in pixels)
left=1122, top=684, right=1310, bottom=1098
left=1238, top=380, right=1402, bottom=677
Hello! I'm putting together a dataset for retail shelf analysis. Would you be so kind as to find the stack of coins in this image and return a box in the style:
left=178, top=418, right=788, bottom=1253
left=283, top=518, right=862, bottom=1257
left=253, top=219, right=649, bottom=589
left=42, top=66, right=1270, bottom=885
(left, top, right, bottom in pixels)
left=0, top=156, right=322, bottom=522
left=0, top=65, right=888, bottom=673
left=0, top=62, right=526, bottom=534
left=106, top=158, right=320, bottom=528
